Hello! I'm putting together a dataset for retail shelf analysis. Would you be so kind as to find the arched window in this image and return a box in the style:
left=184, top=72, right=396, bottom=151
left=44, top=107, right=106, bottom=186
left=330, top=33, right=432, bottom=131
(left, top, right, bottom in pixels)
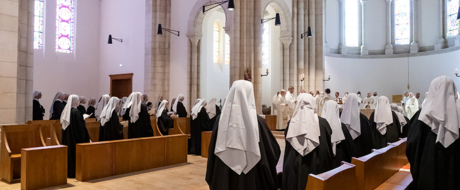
left=262, top=23, right=270, bottom=66
left=56, top=0, right=75, bottom=53
left=213, top=22, right=220, bottom=63
left=345, top=0, right=359, bottom=47
left=394, top=0, right=411, bottom=45
left=225, top=33, right=230, bottom=65
left=447, top=0, right=459, bottom=37
left=34, top=0, right=45, bottom=49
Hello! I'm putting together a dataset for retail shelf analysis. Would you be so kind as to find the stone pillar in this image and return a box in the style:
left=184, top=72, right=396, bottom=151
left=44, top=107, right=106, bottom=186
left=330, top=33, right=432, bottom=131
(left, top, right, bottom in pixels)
left=385, top=0, right=393, bottom=55
left=435, top=0, right=447, bottom=50
left=338, top=0, right=347, bottom=54
left=297, top=0, right=305, bottom=93
left=308, top=0, right=316, bottom=90
left=360, top=0, right=368, bottom=55
left=280, top=37, right=292, bottom=90
left=187, top=36, right=201, bottom=109
left=410, top=0, right=419, bottom=53
left=254, top=0, right=262, bottom=114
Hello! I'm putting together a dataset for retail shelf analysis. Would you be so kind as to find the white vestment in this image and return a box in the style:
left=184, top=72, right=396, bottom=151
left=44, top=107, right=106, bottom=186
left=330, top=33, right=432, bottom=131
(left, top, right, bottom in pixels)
left=362, top=97, right=375, bottom=109
left=272, top=95, right=289, bottom=130
left=405, top=97, right=419, bottom=119
left=285, top=92, right=296, bottom=116
left=318, top=95, right=334, bottom=116
left=371, top=96, right=379, bottom=107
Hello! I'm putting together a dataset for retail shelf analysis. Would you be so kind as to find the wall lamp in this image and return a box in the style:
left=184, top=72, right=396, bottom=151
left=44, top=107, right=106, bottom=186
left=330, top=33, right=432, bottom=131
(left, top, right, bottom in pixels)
left=455, top=69, right=460, bottom=77
left=157, top=24, right=180, bottom=36
left=323, top=74, right=331, bottom=81
left=457, top=7, right=460, bottom=20
left=261, top=69, right=269, bottom=77
left=300, top=74, right=305, bottom=82
left=300, top=27, right=312, bottom=39
left=108, top=35, right=123, bottom=44
left=261, top=13, right=281, bottom=26
left=203, top=0, right=235, bottom=14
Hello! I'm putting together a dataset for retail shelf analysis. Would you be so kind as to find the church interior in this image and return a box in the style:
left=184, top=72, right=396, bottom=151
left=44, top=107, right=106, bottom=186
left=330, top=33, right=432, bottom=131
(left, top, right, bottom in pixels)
left=1, top=0, right=460, bottom=189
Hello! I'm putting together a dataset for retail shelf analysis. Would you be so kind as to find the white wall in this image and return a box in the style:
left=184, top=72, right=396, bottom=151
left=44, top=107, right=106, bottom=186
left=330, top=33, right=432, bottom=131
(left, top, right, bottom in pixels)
left=324, top=48, right=460, bottom=102
left=262, top=6, right=281, bottom=108
left=34, top=0, right=101, bottom=119
left=98, top=0, right=146, bottom=97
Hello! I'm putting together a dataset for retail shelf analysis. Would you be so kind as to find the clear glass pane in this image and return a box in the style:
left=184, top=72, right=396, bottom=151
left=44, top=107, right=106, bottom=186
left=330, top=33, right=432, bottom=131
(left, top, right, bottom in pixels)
left=345, top=0, right=359, bottom=47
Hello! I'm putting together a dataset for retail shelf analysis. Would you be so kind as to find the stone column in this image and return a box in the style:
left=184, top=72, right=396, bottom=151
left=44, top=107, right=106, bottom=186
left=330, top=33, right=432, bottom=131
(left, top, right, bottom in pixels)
left=409, top=0, right=419, bottom=53
left=280, top=37, right=292, bottom=89
left=298, top=0, right=305, bottom=93
left=360, top=0, right=368, bottom=55
left=187, top=36, right=201, bottom=109
left=338, top=0, right=347, bottom=54
left=308, top=0, right=316, bottom=91
left=385, top=0, right=393, bottom=54
left=435, top=0, right=447, bottom=50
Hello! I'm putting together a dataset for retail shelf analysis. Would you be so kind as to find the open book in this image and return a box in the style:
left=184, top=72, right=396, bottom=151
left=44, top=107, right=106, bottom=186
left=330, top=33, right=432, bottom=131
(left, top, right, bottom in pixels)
left=83, top=113, right=93, bottom=120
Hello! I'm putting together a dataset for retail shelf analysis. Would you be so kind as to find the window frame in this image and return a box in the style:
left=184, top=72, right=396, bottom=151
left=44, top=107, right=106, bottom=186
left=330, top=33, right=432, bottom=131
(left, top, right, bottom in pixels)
left=392, top=0, right=412, bottom=47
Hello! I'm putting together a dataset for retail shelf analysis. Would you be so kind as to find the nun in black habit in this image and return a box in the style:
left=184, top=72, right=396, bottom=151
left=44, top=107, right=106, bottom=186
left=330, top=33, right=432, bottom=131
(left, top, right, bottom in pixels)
left=157, top=100, right=174, bottom=135
left=33, top=91, right=45, bottom=120
left=96, top=94, right=110, bottom=140
left=77, top=96, right=87, bottom=116
left=61, top=95, right=90, bottom=178
left=189, top=99, right=212, bottom=155
left=99, top=97, right=123, bottom=141
left=368, top=96, right=401, bottom=149
left=121, top=93, right=135, bottom=121
left=391, top=103, right=408, bottom=138
left=206, top=80, right=281, bottom=190
left=127, top=92, right=154, bottom=138
left=406, top=76, right=460, bottom=190
left=282, top=93, right=334, bottom=190
left=172, top=94, right=188, bottom=117
left=86, top=98, right=96, bottom=118
left=50, top=92, right=65, bottom=120
left=206, top=98, right=222, bottom=128
left=321, top=101, right=355, bottom=168
left=340, top=93, right=374, bottom=158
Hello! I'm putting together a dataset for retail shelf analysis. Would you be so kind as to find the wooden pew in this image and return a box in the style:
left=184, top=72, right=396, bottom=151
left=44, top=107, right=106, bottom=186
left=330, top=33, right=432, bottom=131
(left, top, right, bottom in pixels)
left=389, top=138, right=408, bottom=169
left=26, top=120, right=59, bottom=145
left=86, top=122, right=101, bottom=142
left=265, top=115, right=277, bottom=131
left=150, top=116, right=163, bottom=136
left=373, top=145, right=400, bottom=182
left=351, top=150, right=386, bottom=190
left=85, top=118, right=97, bottom=122
left=174, top=117, right=190, bottom=135
left=21, top=146, right=67, bottom=190
left=305, top=162, right=357, bottom=190
left=75, top=134, right=188, bottom=181
left=0, top=125, right=46, bottom=183
left=201, top=131, right=213, bottom=158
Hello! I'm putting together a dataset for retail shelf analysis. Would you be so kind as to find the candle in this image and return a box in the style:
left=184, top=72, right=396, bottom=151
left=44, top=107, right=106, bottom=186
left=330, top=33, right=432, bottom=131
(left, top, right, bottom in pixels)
left=301, top=74, right=304, bottom=78
left=266, top=68, right=269, bottom=73
left=328, top=74, right=331, bottom=79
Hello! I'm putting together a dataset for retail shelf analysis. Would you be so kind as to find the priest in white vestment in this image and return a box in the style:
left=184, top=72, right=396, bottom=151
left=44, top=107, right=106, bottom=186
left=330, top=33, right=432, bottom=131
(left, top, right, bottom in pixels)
left=371, top=91, right=379, bottom=108
left=362, top=92, right=375, bottom=109
left=272, top=90, right=289, bottom=130
left=416, top=92, right=423, bottom=110
left=405, top=92, right=419, bottom=119
left=318, top=89, right=334, bottom=116
left=315, top=92, right=324, bottom=113
left=285, top=87, right=296, bottom=116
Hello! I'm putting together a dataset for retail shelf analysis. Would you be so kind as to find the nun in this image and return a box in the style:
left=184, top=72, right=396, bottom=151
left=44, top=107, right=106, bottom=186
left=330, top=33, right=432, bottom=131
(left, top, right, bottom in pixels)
left=121, top=93, right=135, bottom=121
left=205, top=80, right=281, bottom=190
left=282, top=93, right=334, bottom=190
left=118, top=97, right=128, bottom=117
left=368, top=96, right=401, bottom=149
left=206, top=98, right=222, bottom=127
left=33, top=91, right=45, bottom=120
left=127, top=92, right=154, bottom=138
left=321, top=101, right=355, bottom=168
left=172, top=94, right=188, bottom=117
left=391, top=103, right=408, bottom=138
left=157, top=95, right=164, bottom=108
left=86, top=98, right=96, bottom=118
left=340, top=93, right=374, bottom=157
left=61, top=95, right=90, bottom=178
left=62, top=93, right=69, bottom=106
left=95, top=94, right=110, bottom=121
left=407, top=76, right=460, bottom=190
left=189, top=99, right=212, bottom=155
left=157, top=100, right=174, bottom=135
left=50, top=92, right=65, bottom=120
left=99, top=97, right=123, bottom=141
left=77, top=96, right=87, bottom=116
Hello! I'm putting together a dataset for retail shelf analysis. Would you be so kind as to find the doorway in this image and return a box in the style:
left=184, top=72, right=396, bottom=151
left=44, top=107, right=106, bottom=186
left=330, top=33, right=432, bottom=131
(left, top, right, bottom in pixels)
left=110, top=73, right=133, bottom=98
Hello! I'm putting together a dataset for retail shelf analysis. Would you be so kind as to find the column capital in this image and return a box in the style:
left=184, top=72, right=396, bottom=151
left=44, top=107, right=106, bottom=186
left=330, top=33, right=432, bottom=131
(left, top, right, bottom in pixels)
left=360, top=0, right=368, bottom=5
left=186, top=34, right=202, bottom=46
left=280, top=36, right=293, bottom=47
left=385, top=0, right=392, bottom=3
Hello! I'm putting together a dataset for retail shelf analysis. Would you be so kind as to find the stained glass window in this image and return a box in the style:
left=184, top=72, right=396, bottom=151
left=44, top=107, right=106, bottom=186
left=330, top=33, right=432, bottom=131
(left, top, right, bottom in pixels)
left=262, top=23, right=270, bottom=66
left=56, top=0, right=75, bottom=53
left=213, top=23, right=220, bottom=63
left=34, top=0, right=44, bottom=49
left=345, top=0, right=359, bottom=47
left=447, top=0, right=459, bottom=37
left=225, top=34, right=230, bottom=65
left=395, top=0, right=411, bottom=45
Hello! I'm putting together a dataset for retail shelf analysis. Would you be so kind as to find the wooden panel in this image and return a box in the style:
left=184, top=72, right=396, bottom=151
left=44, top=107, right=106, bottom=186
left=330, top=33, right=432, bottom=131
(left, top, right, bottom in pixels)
left=374, top=145, right=399, bottom=182
left=174, top=117, right=190, bottom=135
left=110, top=73, right=133, bottom=98
left=392, top=95, right=403, bottom=103
left=76, top=142, right=113, bottom=181
left=85, top=118, right=97, bottom=122
left=265, top=115, right=277, bottom=131
left=201, top=131, right=213, bottom=158
left=165, top=135, right=188, bottom=166
left=51, top=123, right=62, bottom=145
left=151, top=116, right=163, bottom=136
left=27, top=120, right=59, bottom=144
left=351, top=151, right=386, bottom=190
left=389, top=139, right=408, bottom=169
left=21, top=146, right=67, bottom=190
left=140, top=138, right=166, bottom=170
left=306, top=162, right=357, bottom=190
left=86, top=122, right=101, bottom=142
left=359, top=109, right=374, bottom=120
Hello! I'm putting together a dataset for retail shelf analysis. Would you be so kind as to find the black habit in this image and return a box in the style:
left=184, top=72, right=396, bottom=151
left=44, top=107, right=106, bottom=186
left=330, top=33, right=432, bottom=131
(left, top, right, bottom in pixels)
left=352, top=113, right=375, bottom=157
left=157, top=108, right=173, bottom=135
left=128, top=104, right=154, bottom=138
left=282, top=117, right=335, bottom=190
left=100, top=110, right=124, bottom=141
left=33, top=100, right=45, bottom=120
left=122, top=107, right=130, bottom=121
left=62, top=108, right=90, bottom=178
left=208, top=105, right=222, bottom=129
left=77, top=105, right=86, bottom=116
left=400, top=116, right=411, bottom=138
left=206, top=115, right=281, bottom=190
left=406, top=111, right=460, bottom=190
left=369, top=111, right=401, bottom=149
left=189, top=107, right=212, bottom=155
left=50, top=101, right=65, bottom=120
left=175, top=101, right=188, bottom=118
left=86, top=106, right=96, bottom=118
left=332, top=124, right=355, bottom=168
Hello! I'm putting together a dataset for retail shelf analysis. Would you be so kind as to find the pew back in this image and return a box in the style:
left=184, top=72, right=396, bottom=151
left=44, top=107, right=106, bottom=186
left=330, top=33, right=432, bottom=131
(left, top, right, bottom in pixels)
left=201, top=131, right=213, bottom=158
left=306, top=162, right=357, bottom=190
left=265, top=115, right=277, bottom=131
left=351, top=151, right=386, bottom=190
left=86, top=122, right=101, bottom=142
left=26, top=120, right=59, bottom=144
left=174, top=117, right=190, bottom=135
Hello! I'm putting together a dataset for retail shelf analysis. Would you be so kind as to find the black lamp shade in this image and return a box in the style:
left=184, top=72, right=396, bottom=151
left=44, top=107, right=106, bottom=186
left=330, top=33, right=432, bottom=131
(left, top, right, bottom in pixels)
left=108, top=35, right=112, bottom=44
left=457, top=7, right=460, bottom=20
left=203, top=6, right=205, bottom=13
left=275, top=13, right=281, bottom=26
left=307, top=27, right=312, bottom=38
left=228, top=0, right=235, bottom=10
left=157, top=24, right=163, bottom=35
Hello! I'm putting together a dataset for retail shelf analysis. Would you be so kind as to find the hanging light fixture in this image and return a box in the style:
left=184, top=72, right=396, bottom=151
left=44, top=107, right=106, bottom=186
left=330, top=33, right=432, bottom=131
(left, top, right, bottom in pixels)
left=300, top=27, right=312, bottom=39
left=261, top=13, right=281, bottom=26
left=157, top=24, right=180, bottom=36
left=457, top=7, right=460, bottom=20
left=203, top=0, right=235, bottom=14
left=108, top=34, right=123, bottom=44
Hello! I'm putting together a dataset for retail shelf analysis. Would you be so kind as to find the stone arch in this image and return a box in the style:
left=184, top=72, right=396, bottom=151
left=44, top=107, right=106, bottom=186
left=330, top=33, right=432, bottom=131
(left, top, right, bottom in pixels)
left=260, top=0, right=293, bottom=37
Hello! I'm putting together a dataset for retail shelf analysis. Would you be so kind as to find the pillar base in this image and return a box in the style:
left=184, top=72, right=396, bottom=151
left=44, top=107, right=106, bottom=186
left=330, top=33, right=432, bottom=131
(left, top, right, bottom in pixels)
left=410, top=41, right=419, bottom=53
left=434, top=38, right=447, bottom=50
left=385, top=44, right=393, bottom=55
left=339, top=43, right=347, bottom=55
left=361, top=45, right=368, bottom=56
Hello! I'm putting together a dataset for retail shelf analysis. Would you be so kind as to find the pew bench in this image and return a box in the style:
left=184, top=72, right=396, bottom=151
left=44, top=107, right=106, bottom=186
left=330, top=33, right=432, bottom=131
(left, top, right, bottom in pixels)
left=265, top=115, right=277, bottom=131
left=201, top=131, right=213, bottom=158
left=26, top=120, right=59, bottom=145
left=305, top=162, right=357, bottom=190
